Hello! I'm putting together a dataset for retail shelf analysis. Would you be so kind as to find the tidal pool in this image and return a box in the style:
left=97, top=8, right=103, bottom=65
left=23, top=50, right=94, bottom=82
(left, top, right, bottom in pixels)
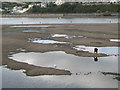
left=8, top=51, right=118, bottom=73
left=110, top=39, right=120, bottom=42
left=28, top=38, right=70, bottom=44
left=51, top=34, right=84, bottom=39
left=10, top=25, right=50, bottom=28
left=73, top=45, right=119, bottom=55
left=51, top=34, right=68, bottom=38
left=16, top=48, right=26, bottom=52
left=23, top=30, right=41, bottom=33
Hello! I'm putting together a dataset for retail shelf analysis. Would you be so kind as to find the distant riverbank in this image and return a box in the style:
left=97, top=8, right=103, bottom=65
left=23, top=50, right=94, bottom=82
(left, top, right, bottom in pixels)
left=1, top=13, right=118, bottom=18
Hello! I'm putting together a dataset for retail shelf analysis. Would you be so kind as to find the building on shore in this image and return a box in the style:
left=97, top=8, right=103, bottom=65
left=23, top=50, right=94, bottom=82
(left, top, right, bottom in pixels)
left=0, top=8, right=4, bottom=12
left=55, top=0, right=119, bottom=3
left=11, top=4, right=33, bottom=14
left=55, top=0, right=65, bottom=5
left=41, top=2, right=47, bottom=8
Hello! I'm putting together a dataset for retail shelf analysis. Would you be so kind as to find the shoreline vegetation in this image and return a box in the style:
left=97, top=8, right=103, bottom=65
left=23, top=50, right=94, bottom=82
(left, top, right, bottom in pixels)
left=1, top=2, right=119, bottom=18
left=1, top=13, right=118, bottom=18
left=28, top=3, right=119, bottom=14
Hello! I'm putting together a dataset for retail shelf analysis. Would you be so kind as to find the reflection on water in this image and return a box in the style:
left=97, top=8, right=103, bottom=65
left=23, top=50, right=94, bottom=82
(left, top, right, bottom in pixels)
left=1, top=18, right=118, bottom=25
left=8, top=51, right=118, bottom=73
left=94, top=57, right=98, bottom=62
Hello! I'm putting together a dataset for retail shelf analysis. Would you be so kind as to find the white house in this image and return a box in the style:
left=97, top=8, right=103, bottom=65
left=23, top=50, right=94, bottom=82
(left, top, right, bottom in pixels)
left=0, top=8, right=4, bottom=12
left=55, top=0, right=65, bottom=5
left=41, top=2, right=47, bottom=8
left=12, top=6, right=22, bottom=13
left=12, top=4, right=33, bottom=14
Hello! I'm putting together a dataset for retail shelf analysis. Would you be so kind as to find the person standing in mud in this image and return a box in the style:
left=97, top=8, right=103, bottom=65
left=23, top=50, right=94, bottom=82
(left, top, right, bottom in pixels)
left=94, top=48, right=98, bottom=54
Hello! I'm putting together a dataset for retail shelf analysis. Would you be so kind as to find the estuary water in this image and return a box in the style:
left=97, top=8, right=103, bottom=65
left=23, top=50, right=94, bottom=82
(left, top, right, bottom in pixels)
left=1, top=18, right=118, bottom=25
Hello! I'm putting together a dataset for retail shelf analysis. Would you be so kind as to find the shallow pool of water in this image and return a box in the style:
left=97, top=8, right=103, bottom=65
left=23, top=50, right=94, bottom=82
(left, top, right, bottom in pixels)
left=10, top=25, right=50, bottom=28
left=8, top=51, right=118, bottom=73
left=28, top=38, right=70, bottom=44
left=16, top=48, right=26, bottom=52
left=110, top=39, right=120, bottom=42
left=51, top=34, right=84, bottom=39
left=23, top=30, right=41, bottom=33
left=51, top=34, right=68, bottom=38
left=73, top=45, right=119, bottom=55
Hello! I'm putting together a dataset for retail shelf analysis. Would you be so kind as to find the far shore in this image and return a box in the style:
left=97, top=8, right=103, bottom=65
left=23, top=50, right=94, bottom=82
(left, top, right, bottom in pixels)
left=1, top=13, right=118, bottom=18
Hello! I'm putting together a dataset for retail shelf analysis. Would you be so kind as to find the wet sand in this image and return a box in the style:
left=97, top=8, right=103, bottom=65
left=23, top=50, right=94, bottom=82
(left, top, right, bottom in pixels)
left=2, top=23, right=119, bottom=76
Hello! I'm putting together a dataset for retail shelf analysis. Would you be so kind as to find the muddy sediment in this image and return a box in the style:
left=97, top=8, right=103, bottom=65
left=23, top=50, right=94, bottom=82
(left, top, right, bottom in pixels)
left=6, top=59, right=71, bottom=76
left=2, top=23, right=119, bottom=76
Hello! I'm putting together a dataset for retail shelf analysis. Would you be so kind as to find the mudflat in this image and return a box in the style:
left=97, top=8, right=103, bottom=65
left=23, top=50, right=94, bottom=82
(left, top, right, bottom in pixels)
left=2, top=23, right=119, bottom=76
